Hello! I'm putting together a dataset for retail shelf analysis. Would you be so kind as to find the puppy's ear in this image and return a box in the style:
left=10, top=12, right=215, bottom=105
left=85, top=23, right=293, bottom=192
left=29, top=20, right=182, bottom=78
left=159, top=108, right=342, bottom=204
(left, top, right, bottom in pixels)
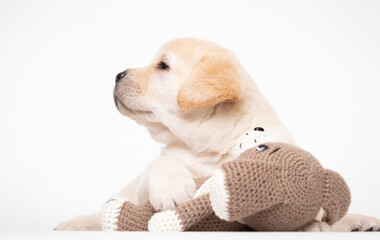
left=177, top=54, right=242, bottom=111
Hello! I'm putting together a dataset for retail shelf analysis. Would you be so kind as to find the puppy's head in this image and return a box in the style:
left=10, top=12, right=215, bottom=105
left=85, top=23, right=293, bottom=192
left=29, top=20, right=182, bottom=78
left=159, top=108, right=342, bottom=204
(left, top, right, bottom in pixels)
left=113, top=38, right=246, bottom=151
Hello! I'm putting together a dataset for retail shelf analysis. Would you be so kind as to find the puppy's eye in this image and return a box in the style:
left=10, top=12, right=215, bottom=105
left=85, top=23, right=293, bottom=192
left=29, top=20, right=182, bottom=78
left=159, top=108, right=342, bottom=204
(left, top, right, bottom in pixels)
left=158, top=61, right=169, bottom=70
left=256, top=144, right=268, bottom=152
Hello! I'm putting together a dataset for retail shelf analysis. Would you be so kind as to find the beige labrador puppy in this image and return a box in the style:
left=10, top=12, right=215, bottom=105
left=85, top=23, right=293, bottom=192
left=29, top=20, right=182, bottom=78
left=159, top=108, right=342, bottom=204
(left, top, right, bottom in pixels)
left=56, top=38, right=380, bottom=231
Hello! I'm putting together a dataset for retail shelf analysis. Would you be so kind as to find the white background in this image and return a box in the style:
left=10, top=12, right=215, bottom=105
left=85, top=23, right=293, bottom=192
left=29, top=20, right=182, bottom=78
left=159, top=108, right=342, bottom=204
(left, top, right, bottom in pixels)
left=0, top=0, right=379, bottom=231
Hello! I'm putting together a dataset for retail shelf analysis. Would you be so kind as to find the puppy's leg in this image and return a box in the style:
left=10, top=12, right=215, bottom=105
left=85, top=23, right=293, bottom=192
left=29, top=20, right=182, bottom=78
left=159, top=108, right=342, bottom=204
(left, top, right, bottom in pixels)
left=54, top=213, right=102, bottom=231
left=146, top=154, right=196, bottom=211
left=55, top=176, right=142, bottom=231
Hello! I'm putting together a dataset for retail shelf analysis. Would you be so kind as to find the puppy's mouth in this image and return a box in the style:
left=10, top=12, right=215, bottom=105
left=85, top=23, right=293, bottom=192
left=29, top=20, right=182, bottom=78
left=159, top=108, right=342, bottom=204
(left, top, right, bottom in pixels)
left=113, top=92, right=152, bottom=115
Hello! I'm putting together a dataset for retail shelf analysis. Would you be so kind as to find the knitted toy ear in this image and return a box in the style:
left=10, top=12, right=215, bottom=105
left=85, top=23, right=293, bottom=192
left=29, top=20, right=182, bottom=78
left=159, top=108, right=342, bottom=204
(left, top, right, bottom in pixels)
left=321, top=169, right=351, bottom=224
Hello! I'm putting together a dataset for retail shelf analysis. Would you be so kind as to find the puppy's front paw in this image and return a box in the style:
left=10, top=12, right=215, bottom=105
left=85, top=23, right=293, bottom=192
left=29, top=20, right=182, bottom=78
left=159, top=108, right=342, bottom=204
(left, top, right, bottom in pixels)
left=149, top=175, right=196, bottom=211
left=332, top=213, right=380, bottom=232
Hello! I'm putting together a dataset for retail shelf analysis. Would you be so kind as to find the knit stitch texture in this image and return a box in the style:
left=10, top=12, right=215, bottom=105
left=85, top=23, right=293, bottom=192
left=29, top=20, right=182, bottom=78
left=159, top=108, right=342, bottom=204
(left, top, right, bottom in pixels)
left=102, top=142, right=350, bottom=232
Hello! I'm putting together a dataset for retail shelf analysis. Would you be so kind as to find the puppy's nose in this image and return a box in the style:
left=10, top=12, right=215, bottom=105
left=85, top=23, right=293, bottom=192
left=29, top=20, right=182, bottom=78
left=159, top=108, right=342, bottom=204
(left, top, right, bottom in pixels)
left=115, top=71, right=127, bottom=84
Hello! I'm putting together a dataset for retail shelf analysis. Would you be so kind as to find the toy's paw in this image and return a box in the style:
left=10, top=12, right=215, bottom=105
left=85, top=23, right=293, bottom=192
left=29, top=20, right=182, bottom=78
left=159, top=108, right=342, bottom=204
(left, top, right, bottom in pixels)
left=332, top=213, right=380, bottom=232
left=54, top=213, right=102, bottom=231
left=148, top=210, right=183, bottom=232
left=298, top=220, right=333, bottom=232
left=149, top=174, right=196, bottom=211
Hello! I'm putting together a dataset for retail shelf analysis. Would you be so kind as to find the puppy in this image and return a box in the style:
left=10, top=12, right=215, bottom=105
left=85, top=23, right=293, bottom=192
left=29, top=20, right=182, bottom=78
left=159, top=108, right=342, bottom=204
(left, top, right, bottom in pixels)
left=56, top=38, right=380, bottom=231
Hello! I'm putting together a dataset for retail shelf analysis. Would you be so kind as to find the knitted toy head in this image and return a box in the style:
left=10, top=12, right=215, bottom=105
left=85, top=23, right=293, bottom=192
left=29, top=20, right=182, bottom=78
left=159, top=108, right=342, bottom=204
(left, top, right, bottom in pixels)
left=208, top=142, right=351, bottom=230
left=102, top=140, right=350, bottom=231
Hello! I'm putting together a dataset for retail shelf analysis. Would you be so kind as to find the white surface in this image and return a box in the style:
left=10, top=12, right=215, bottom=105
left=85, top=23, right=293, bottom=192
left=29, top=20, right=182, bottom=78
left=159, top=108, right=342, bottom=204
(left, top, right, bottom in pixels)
left=1, top=232, right=380, bottom=240
left=0, top=0, right=380, bottom=231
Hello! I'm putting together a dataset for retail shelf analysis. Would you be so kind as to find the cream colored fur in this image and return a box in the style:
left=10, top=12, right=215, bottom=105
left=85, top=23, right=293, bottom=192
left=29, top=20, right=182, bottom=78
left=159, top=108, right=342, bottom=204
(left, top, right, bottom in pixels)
left=55, top=38, right=379, bottom=231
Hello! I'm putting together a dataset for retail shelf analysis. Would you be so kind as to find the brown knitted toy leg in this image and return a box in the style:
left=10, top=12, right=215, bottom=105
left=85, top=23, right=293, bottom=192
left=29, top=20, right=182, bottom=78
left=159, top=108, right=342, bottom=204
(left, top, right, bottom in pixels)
left=117, top=201, right=156, bottom=231
left=148, top=194, right=213, bottom=231
left=209, top=160, right=284, bottom=222
left=149, top=193, right=248, bottom=232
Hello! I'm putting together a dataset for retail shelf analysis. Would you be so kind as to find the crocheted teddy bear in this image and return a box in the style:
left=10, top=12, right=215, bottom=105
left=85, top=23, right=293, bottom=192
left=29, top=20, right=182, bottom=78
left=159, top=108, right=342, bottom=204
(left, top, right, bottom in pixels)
left=102, top=130, right=351, bottom=231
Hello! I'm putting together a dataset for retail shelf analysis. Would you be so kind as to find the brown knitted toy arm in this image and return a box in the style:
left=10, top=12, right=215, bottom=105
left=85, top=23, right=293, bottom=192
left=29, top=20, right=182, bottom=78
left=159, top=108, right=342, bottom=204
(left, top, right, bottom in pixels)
left=102, top=196, right=156, bottom=231
left=322, top=169, right=351, bottom=224
left=148, top=185, right=248, bottom=232
left=148, top=194, right=214, bottom=231
left=102, top=178, right=210, bottom=232
left=209, top=159, right=284, bottom=222
left=148, top=177, right=226, bottom=231
left=147, top=178, right=215, bottom=231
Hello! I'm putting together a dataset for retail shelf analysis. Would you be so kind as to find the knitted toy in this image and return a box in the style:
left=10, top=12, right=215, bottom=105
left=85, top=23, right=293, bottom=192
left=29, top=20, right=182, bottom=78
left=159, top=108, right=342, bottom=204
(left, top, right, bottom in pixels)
left=102, top=178, right=250, bottom=231
left=102, top=129, right=351, bottom=232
